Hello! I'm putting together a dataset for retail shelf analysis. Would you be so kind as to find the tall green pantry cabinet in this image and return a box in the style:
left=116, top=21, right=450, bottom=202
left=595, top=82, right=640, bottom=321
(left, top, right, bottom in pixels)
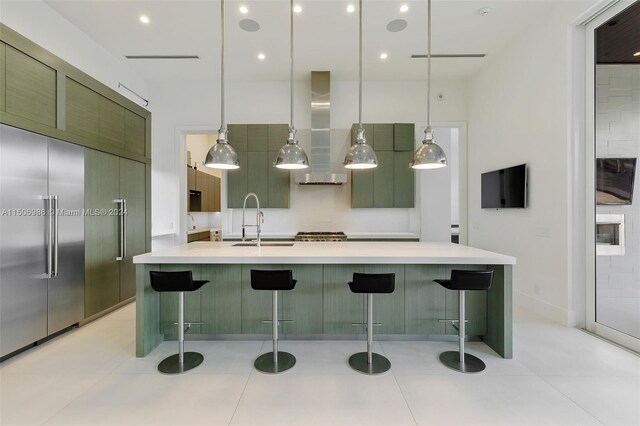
left=1, top=23, right=152, bottom=321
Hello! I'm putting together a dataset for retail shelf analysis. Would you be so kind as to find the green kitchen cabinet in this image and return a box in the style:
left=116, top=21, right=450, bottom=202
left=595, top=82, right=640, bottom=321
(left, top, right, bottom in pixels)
left=247, top=151, right=269, bottom=209
left=373, top=151, right=394, bottom=208
left=393, top=123, right=414, bottom=151
left=373, top=124, right=394, bottom=151
left=124, top=109, right=146, bottom=157
left=65, top=78, right=100, bottom=144
left=351, top=122, right=415, bottom=208
left=84, top=149, right=120, bottom=317
left=119, top=157, right=146, bottom=301
left=247, top=124, right=268, bottom=151
left=281, top=265, right=324, bottom=335
left=85, top=149, right=147, bottom=317
left=323, top=264, right=365, bottom=334
left=201, top=264, right=242, bottom=334
left=227, top=126, right=291, bottom=209
left=4, top=45, right=56, bottom=128
left=394, top=151, right=415, bottom=208
left=268, top=151, right=290, bottom=208
left=227, top=150, right=248, bottom=208
left=227, top=124, right=247, bottom=151
left=99, top=96, right=125, bottom=150
left=0, top=42, right=6, bottom=111
left=404, top=264, right=447, bottom=335
left=268, top=124, right=289, bottom=152
left=351, top=168, right=374, bottom=208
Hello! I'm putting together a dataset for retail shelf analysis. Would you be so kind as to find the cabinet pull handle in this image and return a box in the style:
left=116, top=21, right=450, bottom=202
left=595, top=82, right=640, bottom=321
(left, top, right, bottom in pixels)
left=43, top=195, right=53, bottom=278
left=52, top=196, right=59, bottom=276
left=114, top=199, right=125, bottom=261
left=122, top=199, right=127, bottom=259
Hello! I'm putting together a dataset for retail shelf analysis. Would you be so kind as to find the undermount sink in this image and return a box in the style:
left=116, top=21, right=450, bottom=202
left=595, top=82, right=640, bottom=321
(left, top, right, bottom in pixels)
left=232, top=242, right=295, bottom=247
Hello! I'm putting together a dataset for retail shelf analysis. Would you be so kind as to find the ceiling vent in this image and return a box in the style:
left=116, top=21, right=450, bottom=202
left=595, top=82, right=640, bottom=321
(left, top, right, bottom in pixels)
left=125, top=55, right=200, bottom=59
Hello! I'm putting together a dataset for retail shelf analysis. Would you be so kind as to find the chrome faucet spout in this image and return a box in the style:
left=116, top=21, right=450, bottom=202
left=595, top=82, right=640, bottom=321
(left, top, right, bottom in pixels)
left=242, top=193, right=263, bottom=246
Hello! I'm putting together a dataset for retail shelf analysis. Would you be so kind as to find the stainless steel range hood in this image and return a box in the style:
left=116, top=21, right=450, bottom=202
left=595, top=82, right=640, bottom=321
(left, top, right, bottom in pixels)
left=296, top=71, right=347, bottom=185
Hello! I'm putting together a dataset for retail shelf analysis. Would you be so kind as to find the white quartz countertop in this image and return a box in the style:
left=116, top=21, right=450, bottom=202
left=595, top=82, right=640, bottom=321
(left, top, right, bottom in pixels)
left=133, top=241, right=516, bottom=265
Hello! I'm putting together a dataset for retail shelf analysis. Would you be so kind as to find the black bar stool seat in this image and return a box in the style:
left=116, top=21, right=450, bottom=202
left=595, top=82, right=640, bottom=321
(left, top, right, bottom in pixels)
left=435, top=269, right=493, bottom=373
left=348, top=272, right=395, bottom=375
left=149, top=270, right=210, bottom=374
left=251, top=269, right=297, bottom=374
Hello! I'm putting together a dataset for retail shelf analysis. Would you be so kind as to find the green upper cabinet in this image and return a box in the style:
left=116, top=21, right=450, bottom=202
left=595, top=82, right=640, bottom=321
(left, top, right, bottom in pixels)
left=124, top=110, right=145, bottom=156
left=0, top=42, right=6, bottom=112
left=1, top=23, right=151, bottom=164
left=227, top=150, right=248, bottom=208
left=351, top=122, right=415, bottom=208
left=373, top=124, right=394, bottom=151
left=393, top=123, right=415, bottom=151
left=268, top=150, right=290, bottom=208
left=227, top=123, right=291, bottom=209
left=227, top=124, right=247, bottom=151
left=247, top=124, right=268, bottom=151
left=66, top=78, right=99, bottom=144
left=4, top=45, right=56, bottom=128
left=267, top=124, right=289, bottom=152
left=99, top=96, right=125, bottom=149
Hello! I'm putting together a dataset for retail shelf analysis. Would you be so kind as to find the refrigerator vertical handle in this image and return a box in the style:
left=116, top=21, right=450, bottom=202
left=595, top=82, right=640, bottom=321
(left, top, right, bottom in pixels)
left=43, top=195, right=53, bottom=278
left=52, top=196, right=59, bottom=276
left=122, top=199, right=127, bottom=259
left=114, top=199, right=124, bottom=261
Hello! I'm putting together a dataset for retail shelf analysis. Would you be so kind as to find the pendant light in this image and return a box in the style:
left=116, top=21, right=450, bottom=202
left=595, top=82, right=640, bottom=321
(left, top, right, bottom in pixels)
left=205, top=0, right=239, bottom=170
left=344, top=0, right=377, bottom=170
left=274, top=0, right=309, bottom=170
left=411, top=0, right=447, bottom=170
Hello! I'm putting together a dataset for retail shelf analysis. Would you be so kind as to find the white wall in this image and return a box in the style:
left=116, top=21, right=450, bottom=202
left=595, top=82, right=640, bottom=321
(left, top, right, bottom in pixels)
left=149, top=78, right=468, bottom=239
left=0, top=0, right=149, bottom=100
left=466, top=1, right=594, bottom=325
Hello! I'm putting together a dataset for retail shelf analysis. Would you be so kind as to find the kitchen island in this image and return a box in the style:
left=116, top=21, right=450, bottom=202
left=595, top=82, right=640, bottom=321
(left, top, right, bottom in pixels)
left=134, top=242, right=515, bottom=358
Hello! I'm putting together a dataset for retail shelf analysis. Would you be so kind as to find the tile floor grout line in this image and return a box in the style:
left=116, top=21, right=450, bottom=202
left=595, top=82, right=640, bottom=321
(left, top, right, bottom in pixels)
left=535, top=374, right=607, bottom=426
left=227, top=339, right=266, bottom=425
left=390, top=369, right=418, bottom=426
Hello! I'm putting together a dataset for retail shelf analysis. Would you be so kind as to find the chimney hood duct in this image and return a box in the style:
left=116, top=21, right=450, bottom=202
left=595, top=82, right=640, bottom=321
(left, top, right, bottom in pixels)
left=295, top=71, right=347, bottom=185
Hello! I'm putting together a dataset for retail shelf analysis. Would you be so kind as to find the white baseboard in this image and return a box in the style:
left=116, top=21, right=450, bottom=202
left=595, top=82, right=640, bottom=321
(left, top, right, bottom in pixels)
left=514, top=291, right=576, bottom=326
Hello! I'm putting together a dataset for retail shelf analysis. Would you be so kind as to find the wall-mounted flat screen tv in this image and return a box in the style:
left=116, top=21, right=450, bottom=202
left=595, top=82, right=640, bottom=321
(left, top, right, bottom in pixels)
left=481, top=164, right=527, bottom=209
left=596, top=158, right=636, bottom=205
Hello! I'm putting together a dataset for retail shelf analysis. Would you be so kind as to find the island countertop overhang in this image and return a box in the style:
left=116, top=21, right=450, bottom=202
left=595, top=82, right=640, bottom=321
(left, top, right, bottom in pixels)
left=133, top=241, right=516, bottom=265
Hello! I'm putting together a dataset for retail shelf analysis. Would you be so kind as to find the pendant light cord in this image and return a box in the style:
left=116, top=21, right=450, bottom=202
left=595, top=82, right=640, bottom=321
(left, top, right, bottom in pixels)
left=220, top=0, right=225, bottom=131
left=358, top=0, right=363, bottom=130
left=426, top=0, right=431, bottom=130
left=290, top=0, right=294, bottom=128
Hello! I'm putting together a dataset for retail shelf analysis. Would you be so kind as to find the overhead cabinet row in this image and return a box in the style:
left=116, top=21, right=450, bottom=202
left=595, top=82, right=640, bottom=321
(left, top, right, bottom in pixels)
left=0, top=26, right=150, bottom=163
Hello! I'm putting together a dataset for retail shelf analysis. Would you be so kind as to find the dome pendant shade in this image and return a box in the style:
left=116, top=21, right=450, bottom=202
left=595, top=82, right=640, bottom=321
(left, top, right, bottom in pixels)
left=344, top=127, right=378, bottom=169
left=411, top=129, right=447, bottom=169
left=275, top=129, right=309, bottom=170
left=204, top=130, right=239, bottom=170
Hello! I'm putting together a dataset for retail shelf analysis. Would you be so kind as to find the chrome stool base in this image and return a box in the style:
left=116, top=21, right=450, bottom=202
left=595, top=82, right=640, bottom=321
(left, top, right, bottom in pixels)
left=439, top=351, right=486, bottom=373
left=348, top=352, right=391, bottom=375
left=254, top=351, right=296, bottom=374
left=158, top=352, right=204, bottom=374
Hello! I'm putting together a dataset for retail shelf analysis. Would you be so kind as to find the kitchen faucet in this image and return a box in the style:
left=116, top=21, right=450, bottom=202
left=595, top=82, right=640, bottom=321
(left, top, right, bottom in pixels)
left=242, top=193, right=264, bottom=247
left=187, top=213, right=196, bottom=230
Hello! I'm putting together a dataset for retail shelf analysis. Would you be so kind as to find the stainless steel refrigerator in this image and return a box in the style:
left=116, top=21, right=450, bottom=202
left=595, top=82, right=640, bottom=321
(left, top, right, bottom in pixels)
left=0, top=124, right=84, bottom=358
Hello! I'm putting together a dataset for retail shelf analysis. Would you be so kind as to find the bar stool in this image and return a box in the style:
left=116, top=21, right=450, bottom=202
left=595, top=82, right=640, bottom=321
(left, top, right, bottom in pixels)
left=435, top=269, right=494, bottom=373
left=347, top=272, right=395, bottom=375
left=149, top=270, right=209, bottom=374
left=251, top=269, right=297, bottom=374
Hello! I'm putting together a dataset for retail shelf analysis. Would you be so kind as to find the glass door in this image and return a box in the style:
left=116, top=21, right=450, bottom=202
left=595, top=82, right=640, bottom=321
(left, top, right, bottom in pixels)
left=586, top=1, right=640, bottom=352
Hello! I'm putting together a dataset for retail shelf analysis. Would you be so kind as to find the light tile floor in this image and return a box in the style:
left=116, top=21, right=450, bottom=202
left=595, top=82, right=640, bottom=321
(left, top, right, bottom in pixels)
left=1, top=303, right=639, bottom=426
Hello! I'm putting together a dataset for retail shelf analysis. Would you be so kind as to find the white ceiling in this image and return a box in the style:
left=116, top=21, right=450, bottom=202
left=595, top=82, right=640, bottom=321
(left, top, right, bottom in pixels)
left=42, top=0, right=557, bottom=82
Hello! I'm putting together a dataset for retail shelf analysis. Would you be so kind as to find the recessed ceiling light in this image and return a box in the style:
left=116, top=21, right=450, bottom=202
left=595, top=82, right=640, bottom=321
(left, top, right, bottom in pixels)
left=346, top=4, right=355, bottom=13
left=139, top=15, right=150, bottom=24
left=258, top=53, right=266, bottom=60
left=478, top=7, right=491, bottom=16
left=386, top=19, right=408, bottom=32
left=380, top=52, right=388, bottom=60
left=239, top=19, right=261, bottom=32
left=400, top=4, right=409, bottom=13
left=293, top=5, right=302, bottom=13
left=239, top=5, right=248, bottom=14
left=634, top=51, right=640, bottom=57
